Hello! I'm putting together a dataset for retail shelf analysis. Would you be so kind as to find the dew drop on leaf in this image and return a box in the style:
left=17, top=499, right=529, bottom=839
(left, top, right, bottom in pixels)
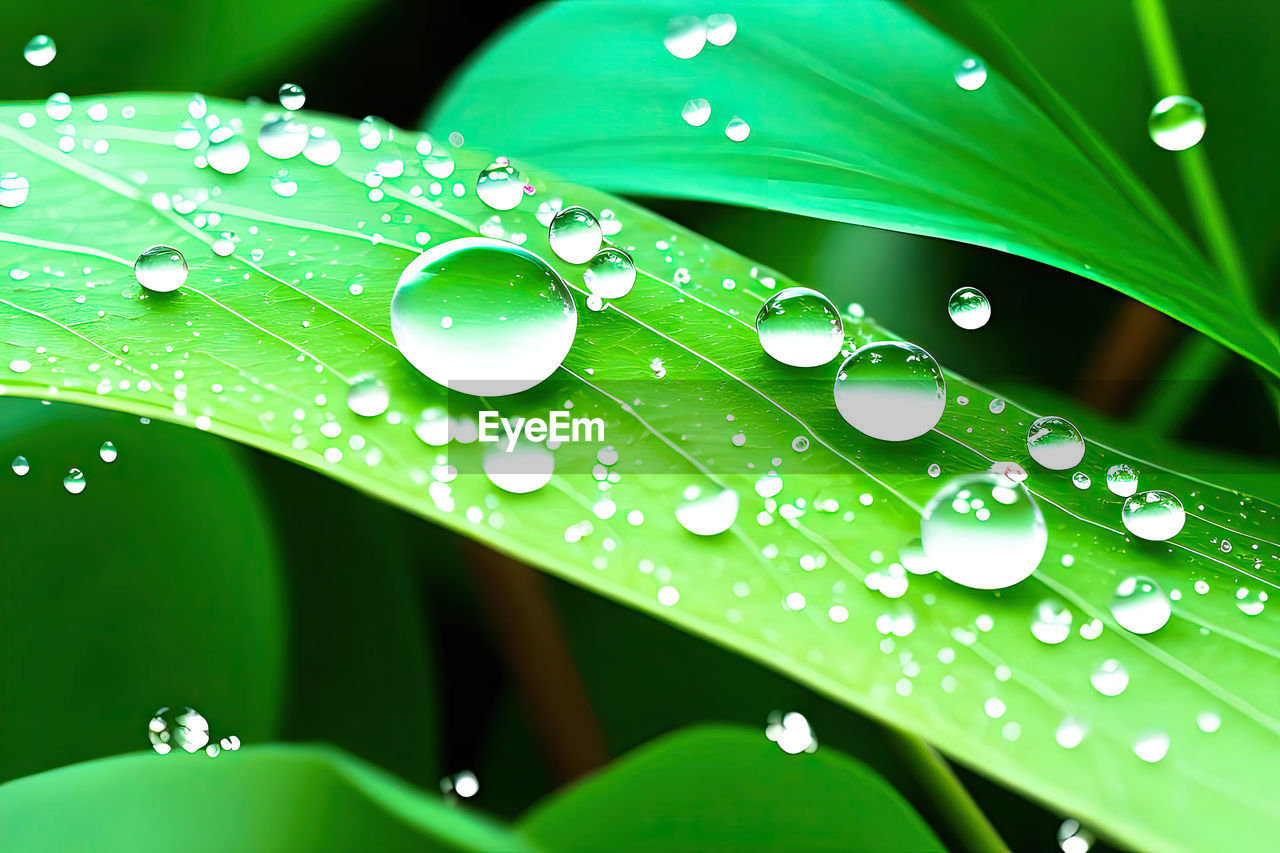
left=1121, top=490, right=1185, bottom=540
left=953, top=57, right=986, bottom=91
left=755, top=286, right=844, bottom=367
left=346, top=376, right=390, bottom=418
left=1133, top=731, right=1170, bottom=763
left=134, top=245, right=188, bottom=293
left=1072, top=471, right=1091, bottom=490
left=63, top=468, right=86, bottom=495
left=548, top=206, right=603, bottom=264
left=303, top=127, right=342, bottom=166
left=390, top=237, right=576, bottom=396
left=12, top=455, right=30, bottom=476
left=44, top=92, right=71, bottom=121
left=147, top=706, right=210, bottom=755
left=1090, top=658, right=1129, bottom=696
left=1148, top=95, right=1206, bottom=151
left=1030, top=599, right=1072, bottom=644
left=278, top=82, right=306, bottom=111
left=706, top=13, right=737, bottom=46
left=23, top=34, right=56, bottom=67
left=675, top=485, right=739, bottom=536
left=1105, top=463, right=1139, bottom=497
left=583, top=248, right=636, bottom=299
left=257, top=117, right=308, bottom=159
left=947, top=286, right=990, bottom=329
left=664, top=15, right=707, bottom=59
left=1057, top=818, right=1095, bottom=853
left=270, top=170, right=298, bottom=197
left=99, top=441, right=118, bottom=463
left=1110, top=576, right=1170, bottom=634
left=1026, top=415, right=1085, bottom=470
left=483, top=443, right=555, bottom=494
left=476, top=160, right=526, bottom=211
left=207, top=127, right=250, bottom=174
left=0, top=173, right=31, bottom=208
left=725, top=116, right=751, bottom=142
left=681, top=98, right=711, bottom=127
left=834, top=341, right=946, bottom=441
left=921, top=471, right=1047, bottom=589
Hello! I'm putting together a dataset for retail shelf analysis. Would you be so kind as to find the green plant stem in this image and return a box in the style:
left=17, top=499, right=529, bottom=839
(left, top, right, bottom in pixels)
left=882, top=726, right=1011, bottom=853
left=1131, top=0, right=1257, bottom=430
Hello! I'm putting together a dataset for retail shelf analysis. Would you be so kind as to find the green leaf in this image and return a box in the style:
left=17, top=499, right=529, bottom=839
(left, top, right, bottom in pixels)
left=427, top=0, right=1280, bottom=377
left=0, top=398, right=285, bottom=781
left=0, top=95, right=1277, bottom=850
left=0, top=745, right=532, bottom=852
left=519, top=724, right=944, bottom=852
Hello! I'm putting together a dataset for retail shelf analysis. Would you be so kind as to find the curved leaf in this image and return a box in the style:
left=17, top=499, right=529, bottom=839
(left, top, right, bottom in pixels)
left=428, top=0, right=1280, bottom=377
left=0, top=746, right=531, bottom=851
left=520, top=724, right=944, bottom=852
left=0, top=96, right=1277, bottom=850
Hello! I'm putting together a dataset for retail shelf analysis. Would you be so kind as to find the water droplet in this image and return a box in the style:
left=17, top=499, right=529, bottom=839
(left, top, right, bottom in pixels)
left=346, top=376, right=389, bottom=417
left=954, top=57, right=986, bottom=91
left=207, top=127, right=250, bottom=174
left=1236, top=587, right=1266, bottom=616
left=483, top=443, right=555, bottom=494
left=134, top=245, right=188, bottom=293
left=921, top=471, right=1047, bottom=589
left=358, top=115, right=387, bottom=150
left=258, top=117, right=308, bottom=159
left=1055, top=717, right=1087, bottom=749
left=766, top=710, right=817, bottom=754
left=173, top=120, right=202, bottom=150
left=1057, top=818, right=1095, bottom=853
left=1071, top=471, right=1091, bottom=490
left=63, top=468, right=86, bottom=494
left=755, top=286, right=844, bottom=367
left=706, top=13, right=737, bottom=46
left=1026, top=416, right=1084, bottom=470
left=24, top=35, right=56, bottom=67
left=665, top=15, right=707, bottom=59
left=1121, top=490, right=1185, bottom=540
left=0, top=173, right=31, bottom=208
left=725, top=116, right=751, bottom=142
left=1030, top=599, right=1072, bottom=644
left=676, top=486, right=739, bottom=536
left=947, top=286, right=990, bottom=329
left=989, top=398, right=1005, bottom=414
left=1105, top=463, right=1139, bottom=497
left=99, top=441, right=118, bottom=463
left=390, top=237, right=576, bottom=396
left=927, top=463, right=941, bottom=478
left=476, top=161, right=525, bottom=211
left=834, top=341, right=946, bottom=441
left=1148, top=95, right=1205, bottom=151
left=1090, top=658, right=1129, bottom=696
left=45, top=92, right=72, bottom=121
left=681, top=98, right=711, bottom=127
left=147, top=706, right=210, bottom=755
left=270, top=170, right=298, bottom=197
left=12, top=455, right=30, bottom=476
left=1196, top=711, right=1221, bottom=733
left=304, top=127, right=342, bottom=166
left=583, top=248, right=635, bottom=299
left=547, top=206, right=602, bottom=264
left=1133, top=731, right=1169, bottom=763
left=1110, top=576, right=1170, bottom=634
left=791, top=436, right=810, bottom=452
left=278, top=83, right=306, bottom=111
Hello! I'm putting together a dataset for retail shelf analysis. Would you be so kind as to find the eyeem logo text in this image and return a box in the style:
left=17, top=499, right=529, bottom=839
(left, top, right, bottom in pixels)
left=478, top=410, right=605, bottom=450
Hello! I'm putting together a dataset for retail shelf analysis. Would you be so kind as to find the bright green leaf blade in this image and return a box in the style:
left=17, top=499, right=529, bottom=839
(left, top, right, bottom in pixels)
left=0, top=398, right=285, bottom=781
left=428, top=0, right=1280, bottom=377
left=0, top=95, right=1277, bottom=850
left=520, top=724, right=944, bottom=852
left=0, top=746, right=532, bottom=852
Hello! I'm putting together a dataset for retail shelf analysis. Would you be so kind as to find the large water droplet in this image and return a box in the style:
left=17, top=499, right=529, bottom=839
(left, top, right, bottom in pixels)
left=99, top=441, right=118, bottom=463
left=358, top=115, right=387, bottom=150
left=1133, top=731, right=1170, bottom=763
left=1148, top=95, right=1205, bottom=151
left=1110, top=576, right=1170, bottom=634
left=63, top=468, right=86, bottom=494
left=24, top=35, right=56, bottom=67
left=665, top=16, right=707, bottom=59
left=278, top=83, right=306, bottom=111
left=947, top=286, right=990, bottom=329
left=134, top=245, right=188, bottom=293
left=476, top=160, right=525, bottom=211
left=834, top=341, right=946, bottom=441
left=1121, top=490, right=1185, bottom=540
left=706, top=13, right=737, bottom=46
left=0, top=173, right=31, bottom=208
left=1030, top=599, right=1072, bottom=644
left=346, top=376, right=389, bottom=417
left=1090, top=658, right=1129, bottom=696
left=1057, top=819, right=1095, bottom=853
left=583, top=248, right=636, bottom=299
left=725, top=116, right=751, bottom=142
left=548, top=206, right=602, bottom=264
left=390, top=237, right=577, bottom=396
left=755, top=287, right=844, bottom=367
left=1026, top=416, right=1084, bottom=470
left=148, top=706, right=210, bottom=755
left=207, top=127, right=250, bottom=174
left=12, top=455, right=30, bottom=476
left=258, top=117, right=308, bottom=159
left=483, top=443, right=555, bottom=494
left=954, top=57, right=986, bottom=91
left=45, top=92, right=72, bottom=121
left=921, top=471, right=1047, bottom=589
left=1105, top=463, right=1139, bottom=497
left=681, top=98, right=711, bottom=127
left=675, top=485, right=739, bottom=536
left=173, top=120, right=202, bottom=150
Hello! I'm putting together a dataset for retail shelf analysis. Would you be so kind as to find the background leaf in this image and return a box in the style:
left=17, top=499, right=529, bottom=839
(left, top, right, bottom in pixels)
left=427, top=0, right=1280, bottom=376
left=0, top=95, right=1277, bottom=850
left=0, top=745, right=532, bottom=852
left=519, top=724, right=944, bottom=852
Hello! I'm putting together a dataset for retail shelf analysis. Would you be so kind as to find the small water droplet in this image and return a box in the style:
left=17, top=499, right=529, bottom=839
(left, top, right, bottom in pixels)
left=0, top=173, right=31, bottom=208
left=988, top=399, right=1005, bottom=414
left=270, top=170, right=298, bottom=197
left=1090, top=658, right=1129, bottom=696
left=954, top=57, right=987, bottom=91
left=676, top=485, right=739, bottom=536
left=1148, top=95, right=1205, bottom=151
left=583, top=248, right=636, bottom=299
left=63, top=468, right=86, bottom=494
left=1105, top=463, right=1139, bottom=497
left=1055, top=717, right=1087, bottom=749
left=476, top=160, right=525, bottom=211
left=12, top=455, right=30, bottom=476
left=134, top=245, right=188, bottom=293
left=725, top=116, right=751, bottom=142
left=1071, top=471, right=1091, bottom=490
left=834, top=341, right=946, bottom=441
left=483, top=443, right=555, bottom=494
left=921, top=471, right=1047, bottom=589
left=173, top=120, right=202, bottom=150
left=548, top=206, right=602, bottom=264
left=207, top=127, right=250, bottom=174
left=99, top=441, right=118, bottom=463
left=390, top=237, right=576, bottom=396
left=681, top=98, right=711, bottom=127
left=927, top=463, right=941, bottom=478
left=665, top=15, right=707, bottom=59
left=706, top=13, right=737, bottom=46
left=258, top=117, right=308, bottom=159
left=45, top=92, right=72, bottom=121
left=1030, top=599, right=1072, bottom=644
left=1196, top=711, right=1221, bottom=733
left=947, top=286, right=990, bottom=329
left=755, top=286, right=844, bottom=368
left=278, top=83, right=306, bottom=111
left=346, top=376, right=390, bottom=417
left=766, top=710, right=817, bottom=754
left=1121, top=490, right=1185, bottom=540
left=1110, top=576, right=1170, bottom=634
left=148, top=706, right=210, bottom=755
left=1133, top=731, right=1169, bottom=763
left=1026, top=416, right=1085, bottom=470
left=23, top=35, right=56, bottom=67
left=1057, top=818, right=1095, bottom=853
